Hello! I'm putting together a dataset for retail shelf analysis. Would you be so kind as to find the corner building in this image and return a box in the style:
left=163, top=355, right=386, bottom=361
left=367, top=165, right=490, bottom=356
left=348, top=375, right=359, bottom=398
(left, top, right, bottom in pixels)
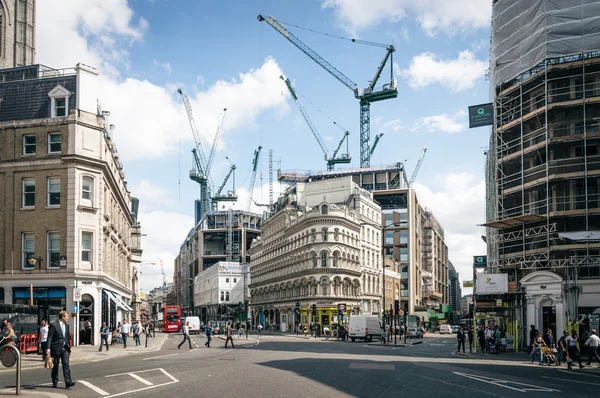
left=0, top=64, right=137, bottom=345
left=249, top=178, right=382, bottom=332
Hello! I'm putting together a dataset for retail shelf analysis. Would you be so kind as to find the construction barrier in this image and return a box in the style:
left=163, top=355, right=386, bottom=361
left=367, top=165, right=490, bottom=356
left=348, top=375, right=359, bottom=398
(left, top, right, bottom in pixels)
left=17, top=334, right=38, bottom=354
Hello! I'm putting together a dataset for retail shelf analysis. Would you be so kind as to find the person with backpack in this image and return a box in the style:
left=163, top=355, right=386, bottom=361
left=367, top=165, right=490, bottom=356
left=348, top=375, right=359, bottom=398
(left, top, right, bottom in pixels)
left=204, top=324, right=212, bottom=348
left=457, top=326, right=466, bottom=353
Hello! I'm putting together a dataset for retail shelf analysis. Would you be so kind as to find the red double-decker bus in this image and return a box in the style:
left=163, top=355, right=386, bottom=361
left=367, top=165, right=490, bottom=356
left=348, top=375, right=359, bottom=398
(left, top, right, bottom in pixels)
left=163, top=305, right=181, bottom=333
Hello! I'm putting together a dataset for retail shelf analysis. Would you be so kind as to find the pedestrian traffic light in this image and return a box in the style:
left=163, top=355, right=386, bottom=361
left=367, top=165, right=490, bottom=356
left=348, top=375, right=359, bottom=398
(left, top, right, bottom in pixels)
left=394, top=299, right=400, bottom=316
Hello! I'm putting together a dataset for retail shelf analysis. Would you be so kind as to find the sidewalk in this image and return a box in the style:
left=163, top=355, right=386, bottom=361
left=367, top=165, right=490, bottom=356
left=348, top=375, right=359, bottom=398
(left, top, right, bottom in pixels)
left=2, top=333, right=169, bottom=372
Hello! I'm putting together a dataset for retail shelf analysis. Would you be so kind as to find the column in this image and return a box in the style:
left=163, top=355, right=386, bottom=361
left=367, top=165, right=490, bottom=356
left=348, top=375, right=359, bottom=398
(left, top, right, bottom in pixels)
left=526, top=296, right=536, bottom=331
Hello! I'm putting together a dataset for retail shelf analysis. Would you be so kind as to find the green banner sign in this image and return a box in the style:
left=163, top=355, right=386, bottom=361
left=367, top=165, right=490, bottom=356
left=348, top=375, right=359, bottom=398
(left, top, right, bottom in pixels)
left=473, top=255, right=487, bottom=268
left=468, top=103, right=493, bottom=128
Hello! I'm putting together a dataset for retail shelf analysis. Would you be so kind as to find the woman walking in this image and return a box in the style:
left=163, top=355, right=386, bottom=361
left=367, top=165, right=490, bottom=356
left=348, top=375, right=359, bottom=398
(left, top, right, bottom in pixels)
left=567, top=330, right=584, bottom=369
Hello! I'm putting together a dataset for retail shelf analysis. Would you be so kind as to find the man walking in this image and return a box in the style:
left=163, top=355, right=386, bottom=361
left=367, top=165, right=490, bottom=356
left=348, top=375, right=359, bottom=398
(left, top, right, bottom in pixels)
left=39, top=319, right=49, bottom=361
left=467, top=328, right=474, bottom=353
left=584, top=329, right=600, bottom=366
left=178, top=321, right=192, bottom=349
left=225, top=322, right=235, bottom=348
left=98, top=322, right=109, bottom=352
left=120, top=319, right=130, bottom=348
left=133, top=321, right=142, bottom=346
left=205, top=324, right=212, bottom=348
left=457, top=327, right=466, bottom=353
left=46, top=311, right=75, bottom=389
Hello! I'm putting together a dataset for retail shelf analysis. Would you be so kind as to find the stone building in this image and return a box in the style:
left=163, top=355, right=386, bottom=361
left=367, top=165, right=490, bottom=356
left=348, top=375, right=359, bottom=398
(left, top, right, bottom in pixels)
left=422, top=209, right=449, bottom=310
left=0, top=0, right=35, bottom=70
left=0, top=63, right=137, bottom=345
left=248, top=177, right=382, bottom=332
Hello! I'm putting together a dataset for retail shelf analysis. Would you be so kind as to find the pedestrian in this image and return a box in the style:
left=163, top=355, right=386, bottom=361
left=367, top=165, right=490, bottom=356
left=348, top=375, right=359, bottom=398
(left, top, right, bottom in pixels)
left=205, top=324, right=212, bottom=348
left=133, top=321, right=141, bottom=346
left=467, top=328, right=473, bottom=353
left=457, top=327, right=466, bottom=353
left=238, top=324, right=244, bottom=339
left=111, top=327, right=118, bottom=346
left=46, top=311, right=75, bottom=389
left=98, top=322, right=109, bottom=352
left=257, top=322, right=263, bottom=337
left=584, top=329, right=600, bottom=366
left=143, top=322, right=150, bottom=348
left=40, top=319, right=49, bottom=361
left=0, top=322, right=16, bottom=346
left=323, top=325, right=330, bottom=340
left=557, top=330, right=568, bottom=365
left=120, top=319, right=130, bottom=348
left=530, top=332, right=545, bottom=364
left=529, top=324, right=538, bottom=352
left=544, top=329, right=555, bottom=348
left=225, top=322, right=235, bottom=348
left=566, top=329, right=584, bottom=369
left=178, top=321, right=192, bottom=349
left=477, top=326, right=485, bottom=352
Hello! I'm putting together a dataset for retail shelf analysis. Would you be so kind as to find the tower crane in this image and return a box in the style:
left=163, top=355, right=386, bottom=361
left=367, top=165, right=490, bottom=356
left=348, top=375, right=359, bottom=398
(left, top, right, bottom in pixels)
left=409, top=148, right=427, bottom=187
left=206, top=108, right=227, bottom=176
left=212, top=157, right=237, bottom=207
left=280, top=75, right=350, bottom=171
left=259, top=15, right=398, bottom=168
left=370, top=133, right=384, bottom=159
left=246, top=146, right=263, bottom=212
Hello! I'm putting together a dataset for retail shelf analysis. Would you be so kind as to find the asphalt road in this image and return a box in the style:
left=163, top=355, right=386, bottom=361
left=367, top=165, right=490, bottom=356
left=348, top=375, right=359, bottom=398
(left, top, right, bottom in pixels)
left=1, top=333, right=599, bottom=397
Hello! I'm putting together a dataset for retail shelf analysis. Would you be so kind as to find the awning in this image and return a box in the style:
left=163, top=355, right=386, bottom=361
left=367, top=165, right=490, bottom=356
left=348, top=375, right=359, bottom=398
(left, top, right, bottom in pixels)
left=105, top=291, right=133, bottom=312
left=558, top=231, right=600, bottom=242
left=479, top=214, right=546, bottom=229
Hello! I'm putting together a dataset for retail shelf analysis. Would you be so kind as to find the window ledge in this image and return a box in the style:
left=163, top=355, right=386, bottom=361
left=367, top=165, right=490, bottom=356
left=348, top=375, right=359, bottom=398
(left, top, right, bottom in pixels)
left=20, top=207, right=35, bottom=211
left=46, top=205, right=61, bottom=210
left=21, top=154, right=37, bottom=158
left=77, top=205, right=98, bottom=214
left=47, top=152, right=61, bottom=156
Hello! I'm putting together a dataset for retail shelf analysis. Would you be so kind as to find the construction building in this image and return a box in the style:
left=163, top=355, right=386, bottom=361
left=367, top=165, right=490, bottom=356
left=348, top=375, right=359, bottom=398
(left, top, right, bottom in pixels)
left=0, top=0, right=35, bottom=70
left=175, top=210, right=262, bottom=315
left=485, top=0, right=600, bottom=346
left=248, top=178, right=382, bottom=333
left=0, top=62, right=139, bottom=345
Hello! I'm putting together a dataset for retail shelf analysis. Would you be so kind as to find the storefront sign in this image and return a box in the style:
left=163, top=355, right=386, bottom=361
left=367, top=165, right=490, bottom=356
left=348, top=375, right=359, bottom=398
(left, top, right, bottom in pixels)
left=476, top=274, right=508, bottom=295
left=468, top=103, right=494, bottom=128
left=463, top=281, right=474, bottom=288
left=473, top=256, right=487, bottom=268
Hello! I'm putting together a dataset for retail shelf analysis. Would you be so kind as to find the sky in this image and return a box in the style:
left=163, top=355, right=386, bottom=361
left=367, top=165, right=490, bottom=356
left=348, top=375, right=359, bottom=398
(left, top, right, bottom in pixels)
left=35, top=0, right=491, bottom=294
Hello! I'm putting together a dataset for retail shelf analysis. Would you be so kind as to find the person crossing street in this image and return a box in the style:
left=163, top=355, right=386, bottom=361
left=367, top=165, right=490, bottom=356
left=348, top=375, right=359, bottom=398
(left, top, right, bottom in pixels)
left=98, top=322, right=109, bottom=352
left=225, top=322, right=235, bottom=348
left=46, top=311, right=75, bottom=390
left=584, top=329, right=600, bottom=366
left=178, top=321, right=192, bottom=349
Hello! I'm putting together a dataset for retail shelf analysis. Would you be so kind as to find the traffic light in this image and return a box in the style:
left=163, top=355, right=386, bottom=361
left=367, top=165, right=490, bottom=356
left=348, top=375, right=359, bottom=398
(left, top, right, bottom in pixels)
left=311, top=304, right=317, bottom=314
left=394, top=299, right=400, bottom=316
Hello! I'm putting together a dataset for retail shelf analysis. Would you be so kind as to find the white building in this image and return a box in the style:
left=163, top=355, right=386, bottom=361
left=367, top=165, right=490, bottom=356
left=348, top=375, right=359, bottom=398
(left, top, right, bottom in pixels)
left=248, top=177, right=382, bottom=333
left=193, top=262, right=249, bottom=323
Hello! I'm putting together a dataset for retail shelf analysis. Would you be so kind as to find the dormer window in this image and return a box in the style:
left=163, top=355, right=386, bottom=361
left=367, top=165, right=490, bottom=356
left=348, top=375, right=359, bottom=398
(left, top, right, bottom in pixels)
left=321, top=204, right=328, bottom=215
left=48, top=85, right=71, bottom=118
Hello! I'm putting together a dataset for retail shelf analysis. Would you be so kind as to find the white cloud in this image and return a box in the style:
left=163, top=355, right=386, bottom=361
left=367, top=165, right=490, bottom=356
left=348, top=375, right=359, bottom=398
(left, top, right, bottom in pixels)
left=413, top=172, right=486, bottom=290
left=129, top=180, right=177, bottom=209
left=402, top=50, right=486, bottom=92
left=153, top=60, right=172, bottom=75
left=413, top=110, right=467, bottom=134
left=380, top=118, right=403, bottom=133
left=322, top=0, right=491, bottom=36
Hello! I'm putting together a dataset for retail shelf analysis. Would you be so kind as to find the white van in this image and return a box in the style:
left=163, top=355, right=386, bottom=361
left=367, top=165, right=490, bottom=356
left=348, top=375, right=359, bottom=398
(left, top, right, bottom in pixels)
left=183, top=316, right=201, bottom=334
left=348, top=315, right=382, bottom=342
left=439, top=324, right=452, bottom=335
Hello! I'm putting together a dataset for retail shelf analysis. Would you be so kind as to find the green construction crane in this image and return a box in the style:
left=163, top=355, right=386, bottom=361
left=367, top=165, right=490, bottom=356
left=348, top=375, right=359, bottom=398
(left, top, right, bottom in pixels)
left=370, top=133, right=383, bottom=159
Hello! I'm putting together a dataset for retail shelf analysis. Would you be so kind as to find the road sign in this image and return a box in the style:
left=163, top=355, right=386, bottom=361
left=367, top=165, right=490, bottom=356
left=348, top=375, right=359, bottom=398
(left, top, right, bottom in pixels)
left=473, top=256, right=487, bottom=268
left=463, top=281, right=474, bottom=288
left=72, top=305, right=78, bottom=313
left=0, top=347, right=18, bottom=368
left=73, top=288, right=82, bottom=302
left=338, top=303, right=346, bottom=312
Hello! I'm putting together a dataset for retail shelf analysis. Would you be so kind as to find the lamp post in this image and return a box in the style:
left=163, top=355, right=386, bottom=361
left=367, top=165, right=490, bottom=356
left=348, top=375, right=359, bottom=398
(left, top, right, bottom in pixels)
left=27, top=256, right=43, bottom=305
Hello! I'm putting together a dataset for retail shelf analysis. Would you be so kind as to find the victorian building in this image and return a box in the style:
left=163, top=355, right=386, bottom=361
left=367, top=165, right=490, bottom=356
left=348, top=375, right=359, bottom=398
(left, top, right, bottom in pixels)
left=248, top=177, right=382, bottom=332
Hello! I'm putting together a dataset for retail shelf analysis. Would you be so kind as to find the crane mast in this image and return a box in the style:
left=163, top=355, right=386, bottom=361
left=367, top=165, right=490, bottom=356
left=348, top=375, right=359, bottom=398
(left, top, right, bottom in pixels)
left=409, top=148, right=427, bottom=187
left=246, top=146, right=263, bottom=212
left=206, top=108, right=227, bottom=176
left=259, top=15, right=398, bottom=168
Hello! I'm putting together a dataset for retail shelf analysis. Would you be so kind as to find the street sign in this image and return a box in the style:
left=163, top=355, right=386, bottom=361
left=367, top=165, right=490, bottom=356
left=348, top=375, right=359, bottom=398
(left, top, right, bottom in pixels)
left=0, top=347, right=18, bottom=368
left=59, top=255, right=67, bottom=267
left=473, top=256, right=487, bottom=268
left=463, top=281, right=474, bottom=288
left=73, top=288, right=82, bottom=302
left=468, top=103, right=493, bottom=128
left=72, top=305, right=78, bottom=313
left=338, top=303, right=346, bottom=312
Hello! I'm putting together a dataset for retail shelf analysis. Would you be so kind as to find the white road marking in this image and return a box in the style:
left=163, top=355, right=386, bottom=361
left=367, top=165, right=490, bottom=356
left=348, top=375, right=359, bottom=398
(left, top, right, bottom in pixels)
left=189, top=348, right=198, bottom=352
left=128, top=373, right=154, bottom=386
left=142, top=353, right=179, bottom=361
left=454, top=372, right=560, bottom=393
left=419, top=375, right=500, bottom=397
left=159, top=368, right=179, bottom=383
left=102, top=368, right=179, bottom=398
left=542, top=376, right=600, bottom=386
left=79, top=380, right=110, bottom=396
left=557, top=369, right=600, bottom=378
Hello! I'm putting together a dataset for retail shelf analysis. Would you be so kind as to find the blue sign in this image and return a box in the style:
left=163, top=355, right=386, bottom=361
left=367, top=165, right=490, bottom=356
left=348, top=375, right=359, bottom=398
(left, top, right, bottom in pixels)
left=72, top=305, right=78, bottom=313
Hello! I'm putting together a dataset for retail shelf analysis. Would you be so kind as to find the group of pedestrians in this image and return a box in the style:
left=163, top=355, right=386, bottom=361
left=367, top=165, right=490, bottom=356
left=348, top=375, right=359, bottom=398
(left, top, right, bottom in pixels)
left=0, top=319, right=16, bottom=347
left=529, top=324, right=600, bottom=369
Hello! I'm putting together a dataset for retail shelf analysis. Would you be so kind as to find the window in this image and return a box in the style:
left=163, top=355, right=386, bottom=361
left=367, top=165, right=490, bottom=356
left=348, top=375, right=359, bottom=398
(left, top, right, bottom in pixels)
left=48, top=133, right=61, bottom=154
left=47, top=178, right=60, bottom=206
left=54, top=97, right=67, bottom=117
left=385, top=230, right=394, bottom=244
left=220, top=291, right=224, bottom=301
left=233, top=278, right=237, bottom=283
left=81, top=232, right=92, bottom=262
left=321, top=204, right=328, bottom=215
left=322, top=228, right=328, bottom=241
left=385, top=212, right=394, bottom=225
left=81, top=176, right=94, bottom=204
left=225, top=291, right=230, bottom=301
left=321, top=251, right=328, bottom=267
left=400, top=230, right=408, bottom=244
left=225, top=278, right=229, bottom=283
left=22, top=178, right=35, bottom=208
left=400, top=247, right=408, bottom=262
left=23, top=135, right=36, bottom=155
left=22, top=233, right=35, bottom=269
left=47, top=233, right=60, bottom=268
left=399, top=211, right=408, bottom=227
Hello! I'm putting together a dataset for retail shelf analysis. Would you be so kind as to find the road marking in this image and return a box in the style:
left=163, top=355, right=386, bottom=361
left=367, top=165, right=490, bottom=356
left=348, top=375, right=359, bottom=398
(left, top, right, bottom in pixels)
left=349, top=363, right=395, bottom=371
left=557, top=369, right=600, bottom=378
left=142, top=353, right=179, bottom=361
left=454, top=372, right=560, bottom=393
left=419, top=376, right=500, bottom=397
left=189, top=348, right=198, bottom=352
left=79, top=380, right=110, bottom=396
left=542, top=376, right=600, bottom=386
left=103, top=368, right=179, bottom=398
left=159, top=368, right=179, bottom=382
left=128, top=373, right=154, bottom=386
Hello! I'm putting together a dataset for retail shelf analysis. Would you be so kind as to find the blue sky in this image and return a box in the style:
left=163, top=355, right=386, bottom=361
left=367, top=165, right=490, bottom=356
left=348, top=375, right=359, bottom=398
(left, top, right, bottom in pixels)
left=36, top=0, right=492, bottom=293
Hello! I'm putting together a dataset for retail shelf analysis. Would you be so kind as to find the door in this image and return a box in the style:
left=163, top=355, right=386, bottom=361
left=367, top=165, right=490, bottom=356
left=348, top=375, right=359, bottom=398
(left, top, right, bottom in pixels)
left=542, top=306, right=556, bottom=337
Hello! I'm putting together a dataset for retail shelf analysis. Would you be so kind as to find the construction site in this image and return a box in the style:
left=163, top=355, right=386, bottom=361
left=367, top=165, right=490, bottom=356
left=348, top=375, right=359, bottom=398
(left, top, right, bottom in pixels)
left=484, top=0, right=600, bottom=348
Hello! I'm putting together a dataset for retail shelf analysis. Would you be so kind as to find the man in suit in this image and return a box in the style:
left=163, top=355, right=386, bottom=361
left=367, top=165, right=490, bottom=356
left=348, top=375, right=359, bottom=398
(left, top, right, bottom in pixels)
left=46, top=311, right=75, bottom=389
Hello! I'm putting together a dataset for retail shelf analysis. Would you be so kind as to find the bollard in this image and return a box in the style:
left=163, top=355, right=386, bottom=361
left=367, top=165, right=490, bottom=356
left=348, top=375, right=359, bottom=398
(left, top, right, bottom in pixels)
left=0, top=344, right=22, bottom=395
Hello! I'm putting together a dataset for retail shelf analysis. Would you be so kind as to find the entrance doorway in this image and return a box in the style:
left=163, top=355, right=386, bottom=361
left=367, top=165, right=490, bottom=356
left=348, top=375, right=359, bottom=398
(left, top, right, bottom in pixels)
left=542, top=305, right=556, bottom=337
left=79, top=294, right=94, bottom=345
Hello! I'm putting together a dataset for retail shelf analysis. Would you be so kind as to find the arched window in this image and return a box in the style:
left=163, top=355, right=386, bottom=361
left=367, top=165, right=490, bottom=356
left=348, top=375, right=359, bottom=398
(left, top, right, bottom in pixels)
left=321, top=251, right=328, bottom=267
left=332, top=252, right=338, bottom=268
left=321, top=204, right=328, bottom=215
left=312, top=252, right=318, bottom=268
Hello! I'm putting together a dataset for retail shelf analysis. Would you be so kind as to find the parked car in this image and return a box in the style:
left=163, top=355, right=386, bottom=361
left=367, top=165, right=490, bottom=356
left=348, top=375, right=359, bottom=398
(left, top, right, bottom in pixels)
left=451, top=325, right=460, bottom=334
left=439, top=324, right=452, bottom=334
left=406, top=328, right=424, bottom=339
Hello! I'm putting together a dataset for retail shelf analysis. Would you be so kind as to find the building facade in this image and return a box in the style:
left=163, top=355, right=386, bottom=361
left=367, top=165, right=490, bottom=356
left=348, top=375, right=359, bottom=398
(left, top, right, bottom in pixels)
left=248, top=178, right=382, bottom=332
left=0, top=0, right=35, bottom=70
left=422, top=208, right=449, bottom=310
left=448, top=261, right=461, bottom=314
left=193, top=261, right=249, bottom=323
left=485, top=0, right=600, bottom=343
left=0, top=63, right=137, bottom=345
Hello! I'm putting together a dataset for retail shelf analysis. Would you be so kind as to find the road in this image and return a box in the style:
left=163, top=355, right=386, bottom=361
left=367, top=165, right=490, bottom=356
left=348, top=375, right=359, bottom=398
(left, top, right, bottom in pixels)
left=1, top=333, right=599, bottom=397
